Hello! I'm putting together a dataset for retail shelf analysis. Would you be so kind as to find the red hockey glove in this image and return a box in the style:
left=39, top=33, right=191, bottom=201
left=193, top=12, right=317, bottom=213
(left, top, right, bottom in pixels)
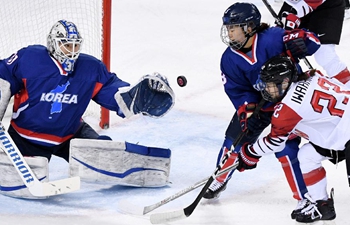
left=237, top=143, right=261, bottom=172
left=283, top=29, right=308, bottom=61
left=281, top=12, right=301, bottom=30
left=237, top=102, right=257, bottom=132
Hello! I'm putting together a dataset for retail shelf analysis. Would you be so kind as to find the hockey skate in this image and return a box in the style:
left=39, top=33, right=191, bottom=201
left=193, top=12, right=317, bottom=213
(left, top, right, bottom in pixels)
left=203, top=179, right=228, bottom=199
left=291, top=196, right=313, bottom=219
left=295, top=189, right=336, bottom=223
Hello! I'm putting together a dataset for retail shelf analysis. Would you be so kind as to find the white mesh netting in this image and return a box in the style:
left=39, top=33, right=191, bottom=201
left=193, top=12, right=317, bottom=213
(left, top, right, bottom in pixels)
left=0, top=0, right=108, bottom=126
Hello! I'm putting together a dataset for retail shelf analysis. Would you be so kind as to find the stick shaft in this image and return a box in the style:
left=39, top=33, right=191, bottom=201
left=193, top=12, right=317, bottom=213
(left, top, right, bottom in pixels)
left=144, top=162, right=238, bottom=214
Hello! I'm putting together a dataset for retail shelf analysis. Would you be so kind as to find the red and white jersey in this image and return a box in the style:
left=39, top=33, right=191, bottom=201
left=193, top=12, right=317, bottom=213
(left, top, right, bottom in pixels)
left=252, top=71, right=350, bottom=156
left=284, top=0, right=326, bottom=18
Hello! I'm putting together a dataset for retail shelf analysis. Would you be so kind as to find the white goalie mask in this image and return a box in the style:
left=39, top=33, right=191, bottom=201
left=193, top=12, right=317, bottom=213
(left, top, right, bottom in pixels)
left=47, top=20, right=83, bottom=73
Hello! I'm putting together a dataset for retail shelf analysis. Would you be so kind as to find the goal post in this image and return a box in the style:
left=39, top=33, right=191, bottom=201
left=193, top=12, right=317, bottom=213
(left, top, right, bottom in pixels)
left=0, top=0, right=111, bottom=129
left=101, top=0, right=112, bottom=129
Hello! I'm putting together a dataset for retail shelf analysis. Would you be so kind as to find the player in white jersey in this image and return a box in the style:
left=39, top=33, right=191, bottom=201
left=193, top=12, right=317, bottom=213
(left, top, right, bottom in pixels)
left=235, top=55, right=350, bottom=223
left=278, top=0, right=350, bottom=84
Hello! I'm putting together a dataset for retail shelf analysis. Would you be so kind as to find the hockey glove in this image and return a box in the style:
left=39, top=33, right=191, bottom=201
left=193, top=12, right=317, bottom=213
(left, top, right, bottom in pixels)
left=283, top=29, right=308, bottom=61
left=281, top=12, right=301, bottom=30
left=115, top=72, right=175, bottom=118
left=237, top=143, right=261, bottom=172
left=237, top=102, right=257, bottom=132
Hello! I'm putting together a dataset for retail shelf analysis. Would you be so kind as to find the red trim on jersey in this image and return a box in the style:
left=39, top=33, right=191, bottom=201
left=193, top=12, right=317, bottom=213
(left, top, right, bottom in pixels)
left=333, top=68, right=350, bottom=84
left=303, top=167, right=326, bottom=186
left=11, top=121, right=73, bottom=144
left=92, top=82, right=104, bottom=98
left=50, top=56, right=68, bottom=76
left=279, top=155, right=302, bottom=200
left=270, top=103, right=302, bottom=137
left=235, top=35, right=258, bottom=65
left=305, top=0, right=324, bottom=9
left=13, top=79, right=29, bottom=112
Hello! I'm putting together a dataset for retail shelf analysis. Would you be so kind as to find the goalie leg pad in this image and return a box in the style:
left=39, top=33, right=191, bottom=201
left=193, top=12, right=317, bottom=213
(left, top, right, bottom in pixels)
left=69, top=139, right=171, bottom=187
left=0, top=150, right=49, bottom=199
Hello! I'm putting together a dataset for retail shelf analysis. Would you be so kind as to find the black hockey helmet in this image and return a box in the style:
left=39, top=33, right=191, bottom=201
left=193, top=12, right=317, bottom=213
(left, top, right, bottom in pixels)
left=221, top=2, right=261, bottom=50
left=258, top=55, right=298, bottom=102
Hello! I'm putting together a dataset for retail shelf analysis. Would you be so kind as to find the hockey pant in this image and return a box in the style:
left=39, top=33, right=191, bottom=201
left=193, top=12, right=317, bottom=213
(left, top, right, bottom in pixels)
left=216, top=111, right=308, bottom=200
left=298, top=142, right=347, bottom=201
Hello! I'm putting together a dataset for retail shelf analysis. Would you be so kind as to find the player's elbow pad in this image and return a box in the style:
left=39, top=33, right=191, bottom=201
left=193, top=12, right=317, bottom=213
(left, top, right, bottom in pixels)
left=114, top=72, right=175, bottom=118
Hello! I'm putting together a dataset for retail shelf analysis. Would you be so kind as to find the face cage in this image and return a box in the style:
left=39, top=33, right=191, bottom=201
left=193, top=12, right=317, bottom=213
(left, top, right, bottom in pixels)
left=220, top=23, right=255, bottom=50
left=53, top=38, right=83, bottom=60
left=261, top=80, right=290, bottom=103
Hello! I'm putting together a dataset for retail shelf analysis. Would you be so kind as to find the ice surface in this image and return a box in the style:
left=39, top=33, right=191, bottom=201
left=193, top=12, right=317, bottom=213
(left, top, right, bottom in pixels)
left=1, top=0, right=349, bottom=224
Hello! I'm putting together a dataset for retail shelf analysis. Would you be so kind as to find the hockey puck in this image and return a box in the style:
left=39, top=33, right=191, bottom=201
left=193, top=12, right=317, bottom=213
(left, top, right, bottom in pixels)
left=177, top=76, right=187, bottom=87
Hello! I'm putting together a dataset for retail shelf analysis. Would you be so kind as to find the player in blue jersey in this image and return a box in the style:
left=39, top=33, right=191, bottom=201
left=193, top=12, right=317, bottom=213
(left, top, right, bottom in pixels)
left=202, top=2, right=321, bottom=220
left=0, top=20, right=174, bottom=198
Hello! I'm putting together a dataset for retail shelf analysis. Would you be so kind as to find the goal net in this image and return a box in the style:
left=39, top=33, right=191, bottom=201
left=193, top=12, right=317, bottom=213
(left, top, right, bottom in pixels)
left=0, top=0, right=111, bottom=129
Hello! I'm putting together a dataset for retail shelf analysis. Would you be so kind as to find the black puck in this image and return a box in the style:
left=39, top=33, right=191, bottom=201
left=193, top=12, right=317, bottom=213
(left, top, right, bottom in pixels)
left=177, top=76, right=187, bottom=87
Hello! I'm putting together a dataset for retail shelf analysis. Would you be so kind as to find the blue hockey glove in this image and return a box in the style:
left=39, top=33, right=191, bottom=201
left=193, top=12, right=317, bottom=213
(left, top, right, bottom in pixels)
left=283, top=29, right=308, bottom=61
left=237, top=143, right=261, bottom=172
left=115, top=72, right=175, bottom=118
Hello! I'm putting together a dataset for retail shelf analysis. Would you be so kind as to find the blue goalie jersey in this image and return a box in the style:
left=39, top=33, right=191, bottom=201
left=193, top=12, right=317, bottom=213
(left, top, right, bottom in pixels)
left=0, top=45, right=130, bottom=146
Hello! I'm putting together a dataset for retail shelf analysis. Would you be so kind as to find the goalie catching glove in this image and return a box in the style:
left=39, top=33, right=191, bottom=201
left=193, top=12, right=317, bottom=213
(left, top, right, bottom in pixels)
left=115, top=72, right=175, bottom=118
left=237, top=143, right=261, bottom=172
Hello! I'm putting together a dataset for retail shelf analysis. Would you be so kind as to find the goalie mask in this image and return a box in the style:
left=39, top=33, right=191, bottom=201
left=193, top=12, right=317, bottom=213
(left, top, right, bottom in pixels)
left=257, top=55, right=298, bottom=102
left=47, top=20, right=83, bottom=73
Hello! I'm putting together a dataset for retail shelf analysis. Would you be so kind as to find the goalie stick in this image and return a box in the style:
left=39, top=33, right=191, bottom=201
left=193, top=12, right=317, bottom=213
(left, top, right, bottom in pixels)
left=150, top=99, right=266, bottom=224
left=261, top=0, right=314, bottom=70
left=0, top=126, right=80, bottom=197
left=143, top=162, right=238, bottom=215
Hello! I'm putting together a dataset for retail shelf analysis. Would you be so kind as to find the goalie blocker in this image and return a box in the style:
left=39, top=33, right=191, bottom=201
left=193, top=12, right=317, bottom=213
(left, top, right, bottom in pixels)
left=69, top=139, right=171, bottom=187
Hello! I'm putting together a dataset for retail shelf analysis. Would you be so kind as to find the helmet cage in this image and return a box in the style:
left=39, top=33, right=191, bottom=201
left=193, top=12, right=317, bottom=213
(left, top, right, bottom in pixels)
left=260, top=77, right=291, bottom=102
left=51, top=38, right=83, bottom=61
left=220, top=22, right=256, bottom=50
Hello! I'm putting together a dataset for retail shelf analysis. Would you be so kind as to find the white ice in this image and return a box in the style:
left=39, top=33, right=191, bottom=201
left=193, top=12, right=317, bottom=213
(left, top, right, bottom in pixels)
left=1, top=0, right=350, bottom=224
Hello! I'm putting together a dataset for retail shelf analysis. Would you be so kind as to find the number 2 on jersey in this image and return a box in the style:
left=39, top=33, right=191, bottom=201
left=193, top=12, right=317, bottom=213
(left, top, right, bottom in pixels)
left=311, top=77, right=350, bottom=117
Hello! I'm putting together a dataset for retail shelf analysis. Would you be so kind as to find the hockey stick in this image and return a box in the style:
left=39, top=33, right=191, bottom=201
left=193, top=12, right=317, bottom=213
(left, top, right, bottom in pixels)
left=261, top=0, right=313, bottom=70
left=143, top=162, right=238, bottom=215
left=150, top=99, right=266, bottom=224
left=0, top=126, right=80, bottom=197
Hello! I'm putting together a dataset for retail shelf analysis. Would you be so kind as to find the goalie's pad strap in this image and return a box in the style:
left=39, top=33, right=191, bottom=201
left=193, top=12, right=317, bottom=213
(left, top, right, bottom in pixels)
left=69, top=139, right=171, bottom=187
left=125, top=142, right=171, bottom=158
